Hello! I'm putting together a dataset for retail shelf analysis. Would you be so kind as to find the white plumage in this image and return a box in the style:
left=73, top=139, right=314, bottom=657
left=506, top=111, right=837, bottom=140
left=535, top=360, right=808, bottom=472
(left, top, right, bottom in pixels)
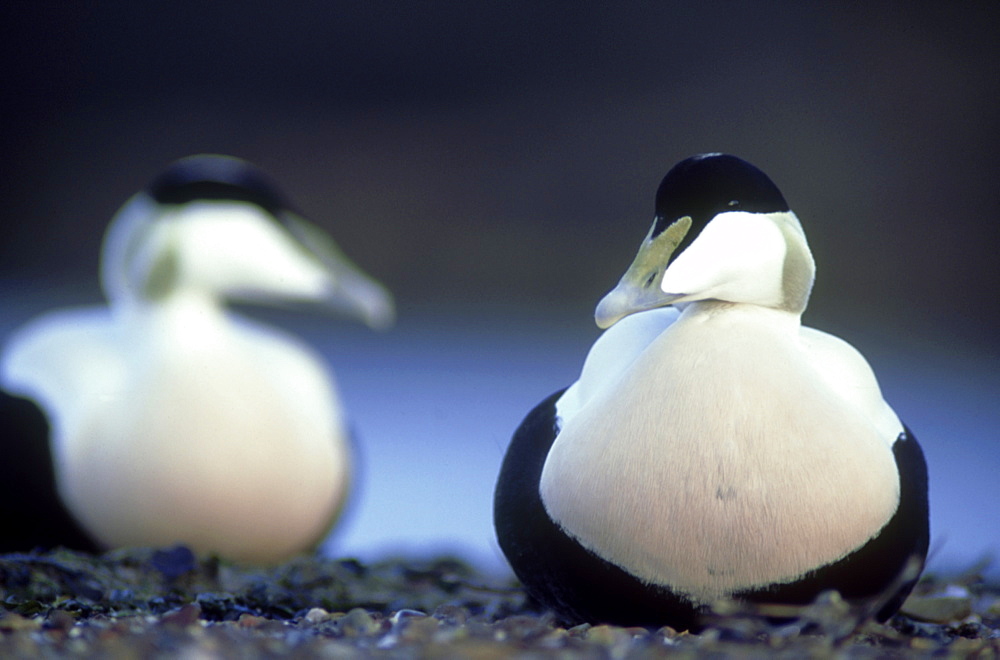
left=1, top=155, right=393, bottom=563
left=542, top=302, right=901, bottom=603
left=495, top=153, right=928, bottom=629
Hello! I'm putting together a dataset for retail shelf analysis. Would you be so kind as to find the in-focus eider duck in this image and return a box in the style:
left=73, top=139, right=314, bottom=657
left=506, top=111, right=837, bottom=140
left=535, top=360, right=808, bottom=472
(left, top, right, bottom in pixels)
left=494, top=153, right=929, bottom=630
left=0, top=154, right=394, bottom=562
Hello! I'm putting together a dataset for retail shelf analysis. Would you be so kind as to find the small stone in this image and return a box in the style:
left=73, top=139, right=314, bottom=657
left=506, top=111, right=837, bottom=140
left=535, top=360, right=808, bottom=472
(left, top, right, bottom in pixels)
left=237, top=613, right=268, bottom=628
left=43, top=610, right=76, bottom=631
left=900, top=595, right=973, bottom=623
left=161, top=603, right=202, bottom=628
left=586, top=624, right=621, bottom=645
left=950, top=637, right=989, bottom=654
left=304, top=607, right=331, bottom=624
left=0, top=611, right=42, bottom=632
left=337, top=608, right=381, bottom=636
left=909, top=637, right=937, bottom=651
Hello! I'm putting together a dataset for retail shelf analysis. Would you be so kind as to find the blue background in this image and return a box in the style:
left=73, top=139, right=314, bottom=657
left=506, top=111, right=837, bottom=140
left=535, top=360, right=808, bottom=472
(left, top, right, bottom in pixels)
left=1, top=3, right=997, bottom=576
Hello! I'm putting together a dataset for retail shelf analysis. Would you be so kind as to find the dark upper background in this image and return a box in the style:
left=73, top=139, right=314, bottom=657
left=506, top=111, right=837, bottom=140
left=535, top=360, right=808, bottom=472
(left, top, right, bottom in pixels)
left=1, top=3, right=998, bottom=570
left=2, top=2, right=998, bottom=347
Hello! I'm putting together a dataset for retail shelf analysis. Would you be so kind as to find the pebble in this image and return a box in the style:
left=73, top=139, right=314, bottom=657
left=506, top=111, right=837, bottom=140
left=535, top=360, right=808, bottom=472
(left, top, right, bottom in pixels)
left=303, top=607, right=332, bottom=624
left=900, top=595, right=974, bottom=623
left=0, top=611, right=41, bottom=632
left=335, top=607, right=382, bottom=636
left=161, top=603, right=202, bottom=628
left=1, top=547, right=998, bottom=656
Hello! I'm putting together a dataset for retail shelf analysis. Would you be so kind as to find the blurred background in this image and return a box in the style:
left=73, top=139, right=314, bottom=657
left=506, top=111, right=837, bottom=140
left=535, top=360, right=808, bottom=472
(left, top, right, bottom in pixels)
left=1, top=3, right=997, bottom=575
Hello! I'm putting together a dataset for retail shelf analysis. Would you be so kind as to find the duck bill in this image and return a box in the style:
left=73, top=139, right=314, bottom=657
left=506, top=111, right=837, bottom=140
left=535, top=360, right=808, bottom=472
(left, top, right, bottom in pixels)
left=325, top=264, right=395, bottom=330
left=281, top=213, right=395, bottom=329
left=595, top=280, right=685, bottom=329
left=594, top=216, right=691, bottom=329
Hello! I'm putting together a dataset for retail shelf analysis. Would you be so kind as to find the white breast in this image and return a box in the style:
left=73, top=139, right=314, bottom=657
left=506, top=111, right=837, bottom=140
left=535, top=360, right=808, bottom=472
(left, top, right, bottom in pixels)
left=556, top=307, right=679, bottom=424
left=2, top=298, right=349, bottom=563
left=540, top=303, right=901, bottom=603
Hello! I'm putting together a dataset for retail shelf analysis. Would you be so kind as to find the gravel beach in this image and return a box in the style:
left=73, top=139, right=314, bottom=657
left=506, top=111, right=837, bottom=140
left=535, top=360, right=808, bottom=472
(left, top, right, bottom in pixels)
left=1, top=547, right=997, bottom=657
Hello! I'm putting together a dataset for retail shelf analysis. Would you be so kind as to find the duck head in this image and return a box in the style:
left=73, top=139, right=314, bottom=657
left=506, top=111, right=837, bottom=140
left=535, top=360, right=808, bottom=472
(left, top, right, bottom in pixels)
left=100, top=154, right=394, bottom=328
left=595, top=153, right=815, bottom=328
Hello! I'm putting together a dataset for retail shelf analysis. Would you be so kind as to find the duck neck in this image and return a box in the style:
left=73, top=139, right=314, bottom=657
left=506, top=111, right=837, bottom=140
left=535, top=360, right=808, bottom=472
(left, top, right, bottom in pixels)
left=119, top=289, right=234, bottom=345
left=678, top=300, right=803, bottom=330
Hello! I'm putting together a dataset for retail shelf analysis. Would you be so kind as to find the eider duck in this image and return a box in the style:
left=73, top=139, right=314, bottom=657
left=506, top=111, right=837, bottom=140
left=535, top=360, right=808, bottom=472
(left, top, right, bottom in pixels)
left=0, top=154, right=394, bottom=562
left=494, top=153, right=929, bottom=630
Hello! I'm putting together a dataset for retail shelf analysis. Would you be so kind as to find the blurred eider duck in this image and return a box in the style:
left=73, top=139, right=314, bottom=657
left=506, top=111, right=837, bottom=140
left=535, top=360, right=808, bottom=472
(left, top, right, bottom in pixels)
left=494, top=153, right=929, bottom=630
left=0, top=154, right=393, bottom=563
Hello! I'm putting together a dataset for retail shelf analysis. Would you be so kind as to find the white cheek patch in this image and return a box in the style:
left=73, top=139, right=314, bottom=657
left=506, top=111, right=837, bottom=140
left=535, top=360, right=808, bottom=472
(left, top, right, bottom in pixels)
left=660, top=212, right=787, bottom=306
left=173, top=206, right=331, bottom=299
